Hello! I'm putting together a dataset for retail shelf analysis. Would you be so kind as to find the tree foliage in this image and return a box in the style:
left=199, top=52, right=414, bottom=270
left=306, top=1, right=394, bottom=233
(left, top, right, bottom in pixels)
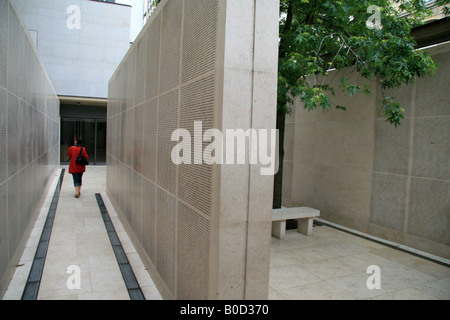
left=278, top=0, right=448, bottom=126
left=151, top=0, right=448, bottom=125
left=149, top=0, right=448, bottom=210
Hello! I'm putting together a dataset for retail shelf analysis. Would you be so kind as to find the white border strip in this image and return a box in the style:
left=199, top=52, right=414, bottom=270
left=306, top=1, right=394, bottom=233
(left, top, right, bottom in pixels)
left=314, top=217, right=450, bottom=267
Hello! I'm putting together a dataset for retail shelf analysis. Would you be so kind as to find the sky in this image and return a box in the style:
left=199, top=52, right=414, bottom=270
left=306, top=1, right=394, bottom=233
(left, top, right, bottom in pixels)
left=116, top=0, right=146, bottom=42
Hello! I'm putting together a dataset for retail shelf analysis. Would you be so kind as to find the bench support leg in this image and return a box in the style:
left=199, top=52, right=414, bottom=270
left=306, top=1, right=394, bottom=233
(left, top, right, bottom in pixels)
left=272, top=221, right=286, bottom=239
left=298, top=218, right=313, bottom=236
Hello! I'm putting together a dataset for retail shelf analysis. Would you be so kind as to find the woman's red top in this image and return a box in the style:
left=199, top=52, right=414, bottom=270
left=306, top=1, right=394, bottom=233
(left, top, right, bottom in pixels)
left=67, top=145, right=88, bottom=174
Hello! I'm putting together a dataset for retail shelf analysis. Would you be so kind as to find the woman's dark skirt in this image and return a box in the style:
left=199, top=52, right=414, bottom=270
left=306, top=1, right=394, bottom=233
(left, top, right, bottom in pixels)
left=72, top=172, right=83, bottom=187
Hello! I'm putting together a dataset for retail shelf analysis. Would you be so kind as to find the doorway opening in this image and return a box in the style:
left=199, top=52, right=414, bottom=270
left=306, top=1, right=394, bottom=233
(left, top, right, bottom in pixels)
left=59, top=97, right=107, bottom=165
left=60, top=118, right=107, bottom=165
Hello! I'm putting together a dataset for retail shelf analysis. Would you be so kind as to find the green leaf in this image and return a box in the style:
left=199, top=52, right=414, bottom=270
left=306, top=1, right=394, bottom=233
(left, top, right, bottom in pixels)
left=277, top=0, right=437, bottom=129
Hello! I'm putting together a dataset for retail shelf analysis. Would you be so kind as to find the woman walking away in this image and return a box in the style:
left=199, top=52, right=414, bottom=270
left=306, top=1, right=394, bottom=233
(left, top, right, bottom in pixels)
left=67, top=137, right=88, bottom=198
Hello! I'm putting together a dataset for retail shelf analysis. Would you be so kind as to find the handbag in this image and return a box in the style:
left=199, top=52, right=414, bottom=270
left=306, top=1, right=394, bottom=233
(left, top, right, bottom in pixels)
left=76, top=147, right=89, bottom=166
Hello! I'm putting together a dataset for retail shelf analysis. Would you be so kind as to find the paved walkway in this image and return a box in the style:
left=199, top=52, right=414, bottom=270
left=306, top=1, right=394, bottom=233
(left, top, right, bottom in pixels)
left=269, top=223, right=450, bottom=300
left=2, top=166, right=449, bottom=300
left=3, top=166, right=162, bottom=300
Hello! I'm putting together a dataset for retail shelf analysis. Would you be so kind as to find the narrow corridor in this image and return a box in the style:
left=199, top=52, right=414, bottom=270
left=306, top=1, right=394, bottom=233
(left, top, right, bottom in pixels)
left=2, top=166, right=449, bottom=300
left=3, top=166, right=162, bottom=300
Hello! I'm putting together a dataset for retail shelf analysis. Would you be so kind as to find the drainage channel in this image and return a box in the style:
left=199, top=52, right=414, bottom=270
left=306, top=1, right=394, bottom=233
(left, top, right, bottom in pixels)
left=314, top=218, right=450, bottom=268
left=21, top=169, right=65, bottom=300
left=95, top=193, right=145, bottom=300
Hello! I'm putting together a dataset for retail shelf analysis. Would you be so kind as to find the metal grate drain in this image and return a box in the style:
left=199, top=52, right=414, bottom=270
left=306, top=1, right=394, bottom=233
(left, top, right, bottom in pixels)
left=21, top=169, right=65, bottom=300
left=95, top=193, right=145, bottom=300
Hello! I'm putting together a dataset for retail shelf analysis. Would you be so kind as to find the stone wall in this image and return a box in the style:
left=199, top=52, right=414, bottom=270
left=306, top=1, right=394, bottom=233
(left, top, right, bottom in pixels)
left=283, top=41, right=450, bottom=259
left=0, top=0, right=60, bottom=296
left=107, top=0, right=279, bottom=299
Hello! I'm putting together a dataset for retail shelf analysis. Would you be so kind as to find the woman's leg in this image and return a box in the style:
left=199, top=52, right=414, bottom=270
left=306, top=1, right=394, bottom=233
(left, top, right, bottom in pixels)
left=78, top=172, right=83, bottom=195
left=73, top=173, right=83, bottom=198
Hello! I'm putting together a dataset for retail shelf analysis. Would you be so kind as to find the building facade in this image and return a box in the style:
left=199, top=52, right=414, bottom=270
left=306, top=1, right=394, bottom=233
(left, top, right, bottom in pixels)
left=11, top=0, right=132, bottom=164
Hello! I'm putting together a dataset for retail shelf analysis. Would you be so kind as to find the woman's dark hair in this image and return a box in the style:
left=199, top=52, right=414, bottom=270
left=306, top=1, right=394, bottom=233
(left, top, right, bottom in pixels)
left=76, top=138, right=83, bottom=146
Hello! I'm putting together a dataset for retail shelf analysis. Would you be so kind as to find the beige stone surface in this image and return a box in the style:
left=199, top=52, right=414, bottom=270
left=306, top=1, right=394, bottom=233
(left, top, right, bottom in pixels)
left=107, top=0, right=279, bottom=299
left=283, top=42, right=450, bottom=259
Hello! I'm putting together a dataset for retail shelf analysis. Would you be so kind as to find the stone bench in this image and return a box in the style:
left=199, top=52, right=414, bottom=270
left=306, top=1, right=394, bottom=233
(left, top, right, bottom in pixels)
left=272, top=207, right=320, bottom=239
